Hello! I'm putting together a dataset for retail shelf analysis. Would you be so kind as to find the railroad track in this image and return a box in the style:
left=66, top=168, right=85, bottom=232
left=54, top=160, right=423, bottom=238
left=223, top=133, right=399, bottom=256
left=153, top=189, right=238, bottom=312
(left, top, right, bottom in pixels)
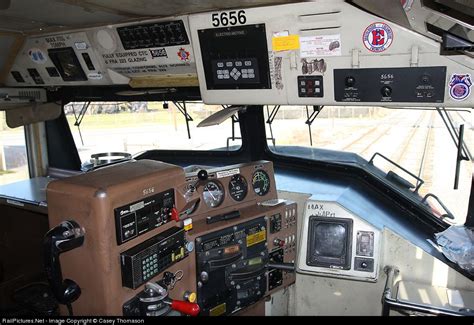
left=341, top=110, right=404, bottom=153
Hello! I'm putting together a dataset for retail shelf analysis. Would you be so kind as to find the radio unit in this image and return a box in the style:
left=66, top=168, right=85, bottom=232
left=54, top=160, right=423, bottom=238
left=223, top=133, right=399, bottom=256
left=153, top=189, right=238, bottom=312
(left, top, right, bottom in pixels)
left=120, top=226, right=187, bottom=289
left=115, top=189, right=175, bottom=245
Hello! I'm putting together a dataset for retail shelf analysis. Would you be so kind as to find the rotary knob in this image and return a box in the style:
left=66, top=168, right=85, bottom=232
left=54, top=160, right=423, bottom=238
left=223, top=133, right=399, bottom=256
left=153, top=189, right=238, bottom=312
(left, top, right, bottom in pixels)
left=200, top=271, right=209, bottom=283
left=345, top=76, right=356, bottom=87
left=381, top=86, right=392, bottom=97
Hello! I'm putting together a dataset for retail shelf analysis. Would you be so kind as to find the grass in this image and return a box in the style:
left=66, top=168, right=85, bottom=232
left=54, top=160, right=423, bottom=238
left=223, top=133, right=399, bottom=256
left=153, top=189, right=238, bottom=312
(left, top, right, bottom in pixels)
left=0, top=170, right=14, bottom=175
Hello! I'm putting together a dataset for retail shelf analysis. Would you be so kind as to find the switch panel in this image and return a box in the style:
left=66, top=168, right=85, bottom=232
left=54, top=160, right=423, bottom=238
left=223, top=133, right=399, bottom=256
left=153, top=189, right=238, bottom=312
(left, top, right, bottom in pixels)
left=117, top=20, right=189, bottom=50
left=356, top=231, right=374, bottom=257
left=334, top=67, right=446, bottom=103
left=269, top=213, right=282, bottom=234
left=213, top=59, right=259, bottom=84
left=298, top=76, right=324, bottom=98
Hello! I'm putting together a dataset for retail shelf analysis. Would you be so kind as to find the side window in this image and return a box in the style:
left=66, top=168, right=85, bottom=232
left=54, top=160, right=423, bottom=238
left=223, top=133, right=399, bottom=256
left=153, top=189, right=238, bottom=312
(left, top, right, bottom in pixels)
left=265, top=106, right=473, bottom=225
left=0, top=111, right=29, bottom=185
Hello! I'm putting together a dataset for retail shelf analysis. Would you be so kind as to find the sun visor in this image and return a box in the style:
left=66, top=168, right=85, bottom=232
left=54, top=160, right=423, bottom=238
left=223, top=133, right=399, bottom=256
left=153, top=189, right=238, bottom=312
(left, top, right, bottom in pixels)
left=5, top=102, right=61, bottom=128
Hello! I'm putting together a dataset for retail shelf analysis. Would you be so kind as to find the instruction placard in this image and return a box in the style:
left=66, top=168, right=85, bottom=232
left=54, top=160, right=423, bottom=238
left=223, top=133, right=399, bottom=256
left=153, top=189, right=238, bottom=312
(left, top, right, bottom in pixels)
left=300, top=34, right=342, bottom=58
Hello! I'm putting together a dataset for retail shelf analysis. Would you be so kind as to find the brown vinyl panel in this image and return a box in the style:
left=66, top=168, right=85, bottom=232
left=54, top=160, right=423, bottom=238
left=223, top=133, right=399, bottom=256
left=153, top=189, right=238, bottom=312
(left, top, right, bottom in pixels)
left=47, top=159, right=296, bottom=316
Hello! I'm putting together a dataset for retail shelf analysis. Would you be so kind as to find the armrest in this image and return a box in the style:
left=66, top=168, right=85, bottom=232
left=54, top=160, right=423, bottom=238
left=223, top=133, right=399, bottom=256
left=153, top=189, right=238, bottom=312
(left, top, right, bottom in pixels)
left=382, top=266, right=474, bottom=316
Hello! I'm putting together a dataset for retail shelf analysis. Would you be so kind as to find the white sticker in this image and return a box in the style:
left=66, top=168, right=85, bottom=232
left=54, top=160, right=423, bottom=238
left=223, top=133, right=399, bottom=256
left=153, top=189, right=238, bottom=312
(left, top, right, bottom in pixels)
left=75, top=42, right=88, bottom=50
left=273, top=30, right=289, bottom=37
left=300, top=34, right=342, bottom=58
left=216, top=168, right=240, bottom=178
left=88, top=72, right=103, bottom=80
left=28, top=48, right=47, bottom=64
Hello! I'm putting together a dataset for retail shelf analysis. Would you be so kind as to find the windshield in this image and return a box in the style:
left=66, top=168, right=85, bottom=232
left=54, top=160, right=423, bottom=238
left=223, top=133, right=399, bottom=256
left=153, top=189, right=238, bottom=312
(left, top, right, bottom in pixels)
left=65, top=101, right=242, bottom=169
left=264, top=106, right=473, bottom=225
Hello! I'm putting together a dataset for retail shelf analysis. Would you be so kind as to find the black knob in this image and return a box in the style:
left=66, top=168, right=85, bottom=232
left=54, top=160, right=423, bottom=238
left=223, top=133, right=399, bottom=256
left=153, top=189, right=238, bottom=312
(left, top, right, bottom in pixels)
left=345, top=76, right=356, bottom=87
left=361, top=262, right=368, bottom=269
left=421, top=75, right=430, bottom=84
left=197, top=170, right=208, bottom=181
left=381, top=86, right=392, bottom=97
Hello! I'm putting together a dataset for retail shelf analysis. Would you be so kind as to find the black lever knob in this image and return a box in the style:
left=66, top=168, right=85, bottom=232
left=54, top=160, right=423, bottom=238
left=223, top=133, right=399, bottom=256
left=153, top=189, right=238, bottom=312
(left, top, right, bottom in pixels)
left=197, top=170, right=208, bottom=181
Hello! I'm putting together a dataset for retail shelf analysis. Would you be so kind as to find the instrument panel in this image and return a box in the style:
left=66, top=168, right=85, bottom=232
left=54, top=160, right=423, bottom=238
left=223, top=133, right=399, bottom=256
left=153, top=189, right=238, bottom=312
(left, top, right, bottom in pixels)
left=183, top=161, right=278, bottom=218
left=46, top=160, right=297, bottom=316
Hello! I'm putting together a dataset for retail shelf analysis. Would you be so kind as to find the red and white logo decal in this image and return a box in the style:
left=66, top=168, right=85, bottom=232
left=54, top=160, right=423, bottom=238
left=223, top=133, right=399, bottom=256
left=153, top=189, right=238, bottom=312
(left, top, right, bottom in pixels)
left=363, top=22, right=393, bottom=53
left=177, top=48, right=190, bottom=61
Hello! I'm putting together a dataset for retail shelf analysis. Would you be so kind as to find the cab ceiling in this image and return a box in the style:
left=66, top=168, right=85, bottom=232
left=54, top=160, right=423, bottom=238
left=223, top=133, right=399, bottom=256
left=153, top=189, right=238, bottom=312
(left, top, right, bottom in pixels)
left=0, top=0, right=300, bottom=33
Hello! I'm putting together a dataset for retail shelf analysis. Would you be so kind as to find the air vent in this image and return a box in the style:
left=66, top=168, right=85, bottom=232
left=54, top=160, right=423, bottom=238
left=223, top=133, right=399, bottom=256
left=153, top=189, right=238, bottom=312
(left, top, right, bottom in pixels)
left=298, top=10, right=342, bottom=32
left=18, top=90, right=43, bottom=101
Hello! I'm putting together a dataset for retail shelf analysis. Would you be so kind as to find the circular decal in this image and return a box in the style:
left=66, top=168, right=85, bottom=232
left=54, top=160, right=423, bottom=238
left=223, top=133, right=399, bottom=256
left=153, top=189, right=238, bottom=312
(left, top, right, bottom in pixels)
left=28, top=48, right=47, bottom=64
left=449, top=74, right=472, bottom=101
left=363, top=22, right=394, bottom=53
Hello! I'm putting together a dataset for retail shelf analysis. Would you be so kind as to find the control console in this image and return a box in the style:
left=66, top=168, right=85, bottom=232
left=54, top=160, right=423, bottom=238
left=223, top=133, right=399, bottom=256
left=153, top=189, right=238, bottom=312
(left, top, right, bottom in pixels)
left=45, top=160, right=297, bottom=316
left=334, top=67, right=447, bottom=103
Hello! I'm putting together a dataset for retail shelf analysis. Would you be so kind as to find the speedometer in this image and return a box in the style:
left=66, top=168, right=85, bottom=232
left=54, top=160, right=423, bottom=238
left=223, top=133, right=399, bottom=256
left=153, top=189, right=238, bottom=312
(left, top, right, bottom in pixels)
left=229, top=174, right=248, bottom=201
left=252, top=170, right=270, bottom=196
left=203, top=181, right=224, bottom=208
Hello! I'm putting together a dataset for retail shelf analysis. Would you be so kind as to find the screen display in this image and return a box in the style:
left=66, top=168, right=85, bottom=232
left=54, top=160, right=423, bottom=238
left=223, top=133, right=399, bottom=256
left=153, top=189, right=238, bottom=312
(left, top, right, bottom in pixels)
left=307, top=216, right=352, bottom=270
left=198, top=24, right=271, bottom=90
left=48, top=47, right=87, bottom=82
left=314, top=223, right=346, bottom=257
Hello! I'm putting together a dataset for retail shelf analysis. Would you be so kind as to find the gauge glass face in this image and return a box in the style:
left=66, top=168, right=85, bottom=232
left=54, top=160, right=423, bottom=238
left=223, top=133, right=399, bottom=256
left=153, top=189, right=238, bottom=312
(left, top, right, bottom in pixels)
left=229, top=174, right=248, bottom=201
left=202, top=181, right=224, bottom=208
left=252, top=170, right=270, bottom=196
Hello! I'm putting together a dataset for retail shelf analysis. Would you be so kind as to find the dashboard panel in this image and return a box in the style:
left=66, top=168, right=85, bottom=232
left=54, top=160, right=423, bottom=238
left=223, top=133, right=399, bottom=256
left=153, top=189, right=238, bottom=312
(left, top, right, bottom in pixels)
left=46, top=160, right=296, bottom=316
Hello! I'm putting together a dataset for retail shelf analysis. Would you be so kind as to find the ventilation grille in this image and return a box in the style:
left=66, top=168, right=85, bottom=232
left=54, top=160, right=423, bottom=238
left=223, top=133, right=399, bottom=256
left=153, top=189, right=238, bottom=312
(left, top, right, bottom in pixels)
left=18, top=90, right=43, bottom=101
left=298, top=10, right=342, bottom=33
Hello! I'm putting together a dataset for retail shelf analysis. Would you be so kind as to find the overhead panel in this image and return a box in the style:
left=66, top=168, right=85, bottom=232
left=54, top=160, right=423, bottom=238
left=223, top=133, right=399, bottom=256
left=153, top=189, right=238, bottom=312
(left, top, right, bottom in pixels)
left=5, top=16, right=198, bottom=88
left=6, top=31, right=111, bottom=86
left=95, top=16, right=197, bottom=87
left=188, top=0, right=474, bottom=107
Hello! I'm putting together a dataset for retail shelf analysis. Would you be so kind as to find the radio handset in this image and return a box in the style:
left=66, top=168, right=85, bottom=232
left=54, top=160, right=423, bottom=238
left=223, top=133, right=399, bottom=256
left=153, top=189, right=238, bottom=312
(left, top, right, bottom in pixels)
left=43, top=220, right=84, bottom=312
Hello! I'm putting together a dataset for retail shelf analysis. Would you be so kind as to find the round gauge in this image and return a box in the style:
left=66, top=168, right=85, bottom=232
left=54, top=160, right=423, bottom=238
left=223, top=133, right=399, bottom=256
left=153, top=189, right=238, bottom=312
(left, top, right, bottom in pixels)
left=252, top=170, right=271, bottom=196
left=202, top=181, right=225, bottom=208
left=228, top=174, right=248, bottom=202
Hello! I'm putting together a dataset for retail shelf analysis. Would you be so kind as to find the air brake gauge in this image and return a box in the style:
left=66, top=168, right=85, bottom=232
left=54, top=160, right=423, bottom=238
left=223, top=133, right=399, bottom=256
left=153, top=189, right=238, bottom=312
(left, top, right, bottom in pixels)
left=203, top=181, right=225, bottom=208
left=252, top=170, right=270, bottom=196
left=228, top=174, right=248, bottom=201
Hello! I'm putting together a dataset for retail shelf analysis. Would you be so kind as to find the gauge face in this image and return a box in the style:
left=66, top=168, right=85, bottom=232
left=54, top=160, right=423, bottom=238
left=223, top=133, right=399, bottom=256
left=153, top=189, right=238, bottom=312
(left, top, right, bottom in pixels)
left=229, top=174, right=248, bottom=201
left=252, top=170, right=270, bottom=196
left=202, top=181, right=224, bottom=208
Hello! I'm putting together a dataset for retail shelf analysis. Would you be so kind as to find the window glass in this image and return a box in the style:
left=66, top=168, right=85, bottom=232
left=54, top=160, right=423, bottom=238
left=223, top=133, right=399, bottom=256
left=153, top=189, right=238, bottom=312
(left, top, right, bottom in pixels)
left=0, top=111, right=29, bottom=185
left=265, top=106, right=473, bottom=225
left=65, top=101, right=241, bottom=167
